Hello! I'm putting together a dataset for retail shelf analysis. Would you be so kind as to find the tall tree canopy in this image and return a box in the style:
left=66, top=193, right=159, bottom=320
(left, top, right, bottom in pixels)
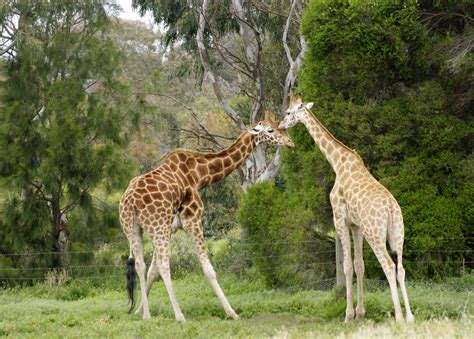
left=0, top=1, right=137, bottom=264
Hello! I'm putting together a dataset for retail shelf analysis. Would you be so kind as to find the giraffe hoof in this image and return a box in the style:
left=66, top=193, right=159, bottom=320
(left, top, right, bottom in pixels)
left=143, top=313, right=151, bottom=320
left=229, top=312, right=240, bottom=321
left=176, top=314, right=186, bottom=322
left=356, top=306, right=365, bottom=320
left=407, top=314, right=415, bottom=323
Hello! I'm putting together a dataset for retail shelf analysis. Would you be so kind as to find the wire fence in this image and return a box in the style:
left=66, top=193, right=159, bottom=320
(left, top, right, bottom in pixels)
left=0, top=236, right=472, bottom=288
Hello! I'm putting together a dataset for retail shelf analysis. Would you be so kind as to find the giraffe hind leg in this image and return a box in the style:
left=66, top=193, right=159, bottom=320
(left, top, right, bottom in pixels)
left=125, top=218, right=151, bottom=319
left=389, top=221, right=415, bottom=322
left=351, top=225, right=365, bottom=319
left=135, top=253, right=160, bottom=316
left=151, top=223, right=186, bottom=322
left=364, top=224, right=403, bottom=322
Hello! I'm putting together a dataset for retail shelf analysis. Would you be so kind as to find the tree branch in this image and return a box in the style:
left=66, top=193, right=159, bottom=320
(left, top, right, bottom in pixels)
left=136, top=91, right=225, bottom=149
left=232, top=0, right=264, bottom=123
left=280, top=0, right=307, bottom=117
left=195, top=0, right=246, bottom=131
left=0, top=40, right=16, bottom=56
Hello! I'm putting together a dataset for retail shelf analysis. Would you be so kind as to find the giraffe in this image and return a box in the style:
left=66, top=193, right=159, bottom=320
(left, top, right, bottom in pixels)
left=279, top=94, right=414, bottom=323
left=119, top=111, right=294, bottom=321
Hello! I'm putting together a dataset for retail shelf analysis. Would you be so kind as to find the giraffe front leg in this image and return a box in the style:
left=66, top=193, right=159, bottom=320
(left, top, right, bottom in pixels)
left=333, top=211, right=354, bottom=323
left=187, top=218, right=239, bottom=320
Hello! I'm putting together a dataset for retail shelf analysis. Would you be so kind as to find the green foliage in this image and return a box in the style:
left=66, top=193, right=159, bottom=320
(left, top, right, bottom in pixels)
left=201, top=178, right=240, bottom=238
left=301, top=0, right=431, bottom=102
left=237, top=182, right=334, bottom=287
left=274, top=0, right=474, bottom=278
left=0, top=2, right=138, bottom=262
left=212, top=230, right=253, bottom=278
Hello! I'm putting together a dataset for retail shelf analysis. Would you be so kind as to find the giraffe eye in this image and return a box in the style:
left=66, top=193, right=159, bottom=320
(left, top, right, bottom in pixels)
left=268, top=128, right=274, bottom=133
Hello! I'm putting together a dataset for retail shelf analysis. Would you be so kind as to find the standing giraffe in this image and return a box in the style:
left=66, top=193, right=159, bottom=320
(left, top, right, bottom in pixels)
left=120, top=111, right=294, bottom=321
left=279, top=94, right=414, bottom=322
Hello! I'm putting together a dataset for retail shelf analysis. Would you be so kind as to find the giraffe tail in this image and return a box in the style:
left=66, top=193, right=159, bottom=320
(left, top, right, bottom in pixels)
left=391, top=250, right=398, bottom=276
left=387, top=201, right=398, bottom=276
left=126, top=256, right=136, bottom=313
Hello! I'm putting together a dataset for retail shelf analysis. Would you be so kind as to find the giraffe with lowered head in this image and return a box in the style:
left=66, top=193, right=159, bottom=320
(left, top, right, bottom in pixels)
left=120, top=111, right=294, bottom=321
left=279, top=94, right=414, bottom=323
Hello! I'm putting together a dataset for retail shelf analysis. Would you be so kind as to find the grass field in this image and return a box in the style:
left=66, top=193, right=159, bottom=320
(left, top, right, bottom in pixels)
left=0, top=274, right=472, bottom=338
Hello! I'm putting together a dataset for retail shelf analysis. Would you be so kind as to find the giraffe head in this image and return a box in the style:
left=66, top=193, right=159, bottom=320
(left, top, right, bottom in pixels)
left=278, top=94, right=314, bottom=129
left=249, top=110, right=295, bottom=148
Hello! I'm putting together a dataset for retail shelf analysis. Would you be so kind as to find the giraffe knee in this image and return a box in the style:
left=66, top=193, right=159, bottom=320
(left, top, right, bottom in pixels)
left=397, top=264, right=406, bottom=282
left=343, top=260, right=353, bottom=277
left=354, top=259, right=364, bottom=276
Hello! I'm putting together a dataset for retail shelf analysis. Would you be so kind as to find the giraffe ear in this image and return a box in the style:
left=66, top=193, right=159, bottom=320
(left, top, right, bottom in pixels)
left=305, top=102, right=314, bottom=109
left=264, top=110, right=276, bottom=122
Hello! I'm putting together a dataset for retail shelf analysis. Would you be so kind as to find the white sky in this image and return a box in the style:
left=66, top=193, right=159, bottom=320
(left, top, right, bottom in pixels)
left=114, top=0, right=156, bottom=27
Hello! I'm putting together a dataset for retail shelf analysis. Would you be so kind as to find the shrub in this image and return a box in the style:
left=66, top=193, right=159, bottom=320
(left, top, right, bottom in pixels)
left=237, top=182, right=334, bottom=287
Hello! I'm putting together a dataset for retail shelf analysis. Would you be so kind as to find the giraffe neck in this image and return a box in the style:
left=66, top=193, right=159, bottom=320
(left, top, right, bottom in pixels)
left=199, top=131, right=256, bottom=187
left=301, top=108, right=360, bottom=173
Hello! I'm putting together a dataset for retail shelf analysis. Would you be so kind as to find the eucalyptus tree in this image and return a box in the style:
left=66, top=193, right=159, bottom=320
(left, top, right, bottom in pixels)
left=133, top=0, right=307, bottom=188
left=0, top=1, right=138, bottom=263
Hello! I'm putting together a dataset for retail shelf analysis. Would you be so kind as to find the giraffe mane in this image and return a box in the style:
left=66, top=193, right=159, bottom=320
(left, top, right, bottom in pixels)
left=304, top=107, right=364, bottom=163
left=164, top=131, right=253, bottom=160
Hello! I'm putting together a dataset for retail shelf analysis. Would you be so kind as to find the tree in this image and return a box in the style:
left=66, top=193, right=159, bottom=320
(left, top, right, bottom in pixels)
left=133, top=0, right=307, bottom=189
left=0, top=2, right=137, bottom=265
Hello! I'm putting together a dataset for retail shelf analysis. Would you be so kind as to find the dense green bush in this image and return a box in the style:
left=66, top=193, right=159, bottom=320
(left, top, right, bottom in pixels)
left=291, top=0, right=472, bottom=278
left=212, top=229, right=253, bottom=278
left=237, top=182, right=334, bottom=287
left=242, top=0, right=473, bottom=281
left=201, top=177, right=241, bottom=239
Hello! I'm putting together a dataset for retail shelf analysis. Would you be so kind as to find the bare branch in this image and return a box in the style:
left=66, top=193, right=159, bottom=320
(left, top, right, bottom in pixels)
left=280, top=0, right=307, bottom=117
left=252, top=1, right=288, bottom=19
left=30, top=182, right=52, bottom=203
left=256, top=147, right=282, bottom=183
left=232, top=0, right=264, bottom=123
left=0, top=40, right=16, bottom=56
left=212, top=39, right=254, bottom=79
left=137, top=91, right=225, bottom=149
left=195, top=0, right=246, bottom=131
left=232, top=0, right=256, bottom=65
left=283, top=0, right=299, bottom=65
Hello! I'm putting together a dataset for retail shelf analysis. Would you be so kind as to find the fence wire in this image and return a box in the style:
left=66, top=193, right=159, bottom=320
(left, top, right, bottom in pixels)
left=0, top=236, right=472, bottom=286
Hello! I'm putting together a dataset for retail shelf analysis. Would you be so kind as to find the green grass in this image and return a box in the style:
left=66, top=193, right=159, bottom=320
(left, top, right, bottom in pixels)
left=0, top=274, right=472, bottom=338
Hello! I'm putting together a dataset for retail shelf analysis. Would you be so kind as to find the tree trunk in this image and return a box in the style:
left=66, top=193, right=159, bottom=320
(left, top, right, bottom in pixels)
left=51, top=199, right=63, bottom=267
